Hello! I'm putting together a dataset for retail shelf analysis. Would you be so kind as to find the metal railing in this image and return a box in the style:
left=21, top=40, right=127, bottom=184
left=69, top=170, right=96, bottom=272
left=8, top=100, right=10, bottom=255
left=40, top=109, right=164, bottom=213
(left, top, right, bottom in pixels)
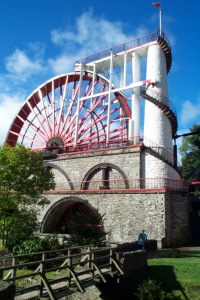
left=44, top=177, right=188, bottom=193
left=40, top=138, right=133, bottom=156
left=75, top=30, right=170, bottom=65
left=39, top=135, right=181, bottom=170
left=141, top=87, right=177, bottom=118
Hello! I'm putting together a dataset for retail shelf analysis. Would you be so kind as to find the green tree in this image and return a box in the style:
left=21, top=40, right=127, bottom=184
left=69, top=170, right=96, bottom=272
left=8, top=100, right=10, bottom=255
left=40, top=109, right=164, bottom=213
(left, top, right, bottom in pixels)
left=179, top=124, right=200, bottom=182
left=0, top=144, right=55, bottom=249
left=67, top=207, right=107, bottom=247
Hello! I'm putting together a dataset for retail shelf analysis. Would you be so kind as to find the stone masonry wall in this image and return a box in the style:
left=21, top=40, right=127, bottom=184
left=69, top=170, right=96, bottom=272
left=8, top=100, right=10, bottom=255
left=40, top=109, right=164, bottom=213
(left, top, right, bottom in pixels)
left=44, top=147, right=141, bottom=189
left=39, top=190, right=190, bottom=248
left=40, top=147, right=190, bottom=248
left=170, top=192, right=190, bottom=246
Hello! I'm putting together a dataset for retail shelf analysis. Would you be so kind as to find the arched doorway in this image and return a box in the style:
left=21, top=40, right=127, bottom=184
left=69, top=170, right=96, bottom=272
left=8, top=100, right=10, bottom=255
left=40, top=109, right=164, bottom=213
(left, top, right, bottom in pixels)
left=41, top=197, right=93, bottom=234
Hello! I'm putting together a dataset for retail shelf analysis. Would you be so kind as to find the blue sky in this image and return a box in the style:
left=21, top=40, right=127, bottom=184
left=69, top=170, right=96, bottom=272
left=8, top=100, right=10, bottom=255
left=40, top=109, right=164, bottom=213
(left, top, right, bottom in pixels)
left=0, top=0, right=199, bottom=160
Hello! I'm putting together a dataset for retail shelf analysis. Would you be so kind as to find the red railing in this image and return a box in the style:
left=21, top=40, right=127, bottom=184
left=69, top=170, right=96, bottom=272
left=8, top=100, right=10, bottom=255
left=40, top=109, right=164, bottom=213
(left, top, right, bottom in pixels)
left=37, top=136, right=181, bottom=170
left=44, top=177, right=188, bottom=193
left=41, top=138, right=133, bottom=155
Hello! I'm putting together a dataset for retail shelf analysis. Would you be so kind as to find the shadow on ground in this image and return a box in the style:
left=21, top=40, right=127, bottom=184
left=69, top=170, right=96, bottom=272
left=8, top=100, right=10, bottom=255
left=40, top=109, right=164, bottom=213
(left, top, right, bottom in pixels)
left=148, top=265, right=189, bottom=300
left=96, top=264, right=189, bottom=300
left=96, top=275, right=138, bottom=300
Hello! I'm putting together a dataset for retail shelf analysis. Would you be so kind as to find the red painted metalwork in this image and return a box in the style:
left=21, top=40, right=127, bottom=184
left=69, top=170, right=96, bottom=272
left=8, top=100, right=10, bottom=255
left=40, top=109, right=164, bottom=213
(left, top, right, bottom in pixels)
left=43, top=177, right=188, bottom=193
left=6, top=73, right=131, bottom=149
left=189, top=182, right=200, bottom=192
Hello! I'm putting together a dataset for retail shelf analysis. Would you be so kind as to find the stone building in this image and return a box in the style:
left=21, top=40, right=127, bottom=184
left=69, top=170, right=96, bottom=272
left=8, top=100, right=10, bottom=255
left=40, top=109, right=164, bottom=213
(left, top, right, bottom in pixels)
left=6, top=31, right=190, bottom=248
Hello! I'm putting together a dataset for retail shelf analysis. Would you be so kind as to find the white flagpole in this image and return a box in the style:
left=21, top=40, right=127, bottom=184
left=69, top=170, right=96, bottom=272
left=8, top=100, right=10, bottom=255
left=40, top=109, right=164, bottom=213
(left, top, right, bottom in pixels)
left=152, top=3, right=162, bottom=36
left=159, top=6, right=162, bottom=36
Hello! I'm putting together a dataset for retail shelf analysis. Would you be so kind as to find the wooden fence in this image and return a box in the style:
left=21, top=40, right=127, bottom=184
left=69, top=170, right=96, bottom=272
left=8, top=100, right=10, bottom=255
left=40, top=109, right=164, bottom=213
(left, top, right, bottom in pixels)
left=0, top=246, right=123, bottom=300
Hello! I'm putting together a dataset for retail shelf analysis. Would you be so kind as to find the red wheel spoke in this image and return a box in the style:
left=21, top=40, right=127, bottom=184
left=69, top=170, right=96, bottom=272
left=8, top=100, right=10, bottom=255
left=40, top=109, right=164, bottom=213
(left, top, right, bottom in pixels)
left=56, top=75, right=68, bottom=137
left=6, top=73, right=131, bottom=149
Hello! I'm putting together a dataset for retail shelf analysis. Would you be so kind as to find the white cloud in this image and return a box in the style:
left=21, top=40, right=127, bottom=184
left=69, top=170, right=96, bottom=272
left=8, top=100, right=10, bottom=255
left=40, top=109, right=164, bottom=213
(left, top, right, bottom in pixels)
left=0, top=44, right=49, bottom=144
left=49, top=11, right=147, bottom=75
left=177, top=97, right=200, bottom=163
left=48, top=54, right=75, bottom=75
left=27, top=42, right=46, bottom=58
left=0, top=93, right=25, bottom=146
left=51, top=11, right=131, bottom=47
left=5, top=45, right=46, bottom=82
left=179, top=99, right=200, bottom=127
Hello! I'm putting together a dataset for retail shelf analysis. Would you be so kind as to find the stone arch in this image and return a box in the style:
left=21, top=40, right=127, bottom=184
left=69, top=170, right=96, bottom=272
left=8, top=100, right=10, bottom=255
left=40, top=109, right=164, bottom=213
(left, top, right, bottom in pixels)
left=41, top=196, right=94, bottom=233
left=81, top=163, right=130, bottom=190
left=44, top=162, right=74, bottom=190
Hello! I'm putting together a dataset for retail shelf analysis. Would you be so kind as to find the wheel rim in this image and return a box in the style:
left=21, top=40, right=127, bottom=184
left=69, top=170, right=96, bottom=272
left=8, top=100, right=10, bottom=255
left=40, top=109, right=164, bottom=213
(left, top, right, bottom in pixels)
left=6, top=72, right=131, bottom=150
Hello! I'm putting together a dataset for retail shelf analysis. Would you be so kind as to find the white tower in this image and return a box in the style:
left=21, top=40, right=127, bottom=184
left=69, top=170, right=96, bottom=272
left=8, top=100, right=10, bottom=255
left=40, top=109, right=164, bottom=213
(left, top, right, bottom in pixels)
left=143, top=41, right=181, bottom=182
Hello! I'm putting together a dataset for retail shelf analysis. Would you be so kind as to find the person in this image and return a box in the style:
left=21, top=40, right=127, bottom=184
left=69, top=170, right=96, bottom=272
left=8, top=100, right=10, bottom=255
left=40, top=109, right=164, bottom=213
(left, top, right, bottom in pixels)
left=138, top=230, right=147, bottom=250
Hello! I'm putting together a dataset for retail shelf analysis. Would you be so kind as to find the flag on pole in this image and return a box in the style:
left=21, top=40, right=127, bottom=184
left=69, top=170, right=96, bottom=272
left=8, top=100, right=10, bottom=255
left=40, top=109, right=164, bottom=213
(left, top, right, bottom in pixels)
left=152, top=2, right=162, bottom=35
left=152, top=2, right=161, bottom=10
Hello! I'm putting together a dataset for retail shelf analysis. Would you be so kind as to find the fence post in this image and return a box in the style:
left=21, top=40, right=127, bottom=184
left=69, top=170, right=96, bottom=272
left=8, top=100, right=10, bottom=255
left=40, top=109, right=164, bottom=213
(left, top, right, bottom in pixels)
left=109, top=248, right=113, bottom=273
left=0, top=269, right=3, bottom=280
left=67, top=249, right=72, bottom=288
left=87, top=246, right=92, bottom=269
left=38, top=252, right=46, bottom=299
left=11, top=257, right=17, bottom=279
left=91, top=252, right=95, bottom=279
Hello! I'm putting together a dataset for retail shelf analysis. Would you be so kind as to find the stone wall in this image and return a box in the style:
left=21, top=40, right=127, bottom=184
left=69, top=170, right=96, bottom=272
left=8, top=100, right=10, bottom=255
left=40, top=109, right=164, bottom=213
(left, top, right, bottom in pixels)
left=39, top=146, right=190, bottom=248
left=44, top=147, right=141, bottom=188
left=39, top=190, right=190, bottom=248
left=170, top=192, right=191, bottom=246
left=115, top=250, right=148, bottom=286
left=0, top=281, right=15, bottom=300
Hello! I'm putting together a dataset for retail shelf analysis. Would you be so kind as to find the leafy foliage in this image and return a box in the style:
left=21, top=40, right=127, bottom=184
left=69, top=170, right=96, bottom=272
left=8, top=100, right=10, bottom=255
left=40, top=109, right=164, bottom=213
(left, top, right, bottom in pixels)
left=13, top=235, right=61, bottom=254
left=13, top=235, right=62, bottom=262
left=179, top=124, right=200, bottom=182
left=67, top=207, right=107, bottom=247
left=0, top=208, right=39, bottom=250
left=0, top=144, right=55, bottom=249
left=134, top=279, right=181, bottom=300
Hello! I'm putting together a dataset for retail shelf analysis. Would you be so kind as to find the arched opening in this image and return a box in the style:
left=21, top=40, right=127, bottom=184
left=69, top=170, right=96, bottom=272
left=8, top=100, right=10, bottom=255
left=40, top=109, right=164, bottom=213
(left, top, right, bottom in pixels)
left=44, top=162, right=74, bottom=190
left=41, top=197, right=93, bottom=234
left=81, top=163, right=130, bottom=190
left=57, top=202, right=93, bottom=234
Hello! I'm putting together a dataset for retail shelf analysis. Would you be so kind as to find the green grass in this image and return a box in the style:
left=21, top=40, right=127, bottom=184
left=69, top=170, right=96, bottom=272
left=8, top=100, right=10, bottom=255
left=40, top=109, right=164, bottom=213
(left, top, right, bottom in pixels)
left=148, top=251, right=200, bottom=300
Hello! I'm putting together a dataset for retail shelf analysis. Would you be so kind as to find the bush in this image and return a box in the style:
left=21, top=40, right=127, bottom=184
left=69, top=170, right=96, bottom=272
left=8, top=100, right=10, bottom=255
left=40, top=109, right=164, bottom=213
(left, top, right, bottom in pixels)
left=12, top=235, right=62, bottom=262
left=67, top=207, right=107, bottom=247
left=134, top=279, right=181, bottom=300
